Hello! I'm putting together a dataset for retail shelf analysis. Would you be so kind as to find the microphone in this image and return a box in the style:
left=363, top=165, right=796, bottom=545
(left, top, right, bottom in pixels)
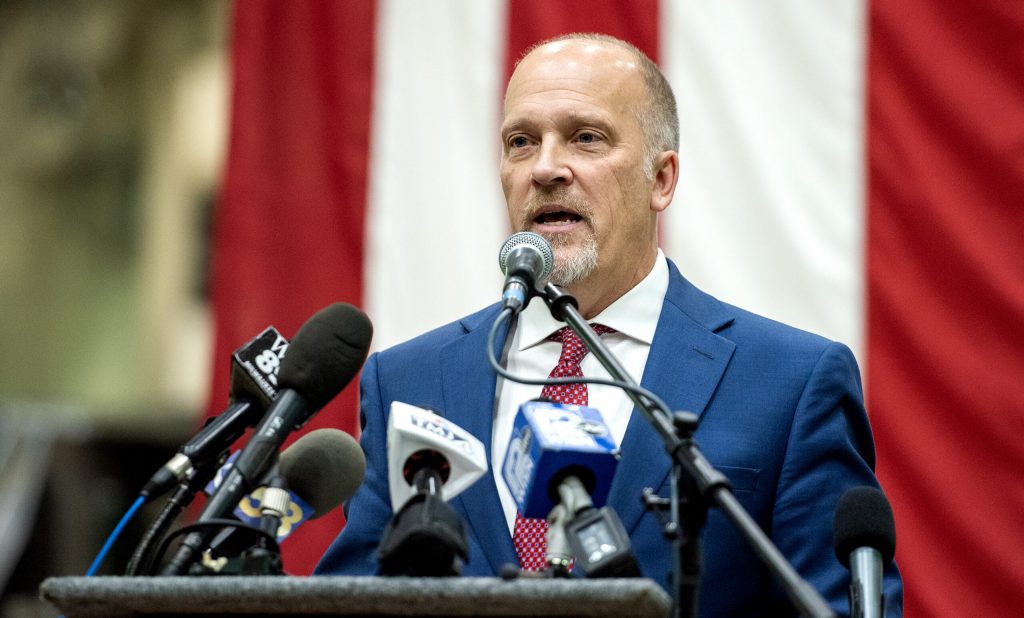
left=503, top=401, right=618, bottom=519
left=208, top=428, right=365, bottom=544
left=385, top=402, right=487, bottom=509
left=141, top=327, right=289, bottom=501
left=202, top=428, right=366, bottom=570
left=161, top=303, right=372, bottom=575
left=378, top=402, right=487, bottom=576
left=198, top=303, right=371, bottom=524
left=498, top=232, right=554, bottom=313
left=834, top=486, right=897, bottom=618
left=502, top=400, right=637, bottom=576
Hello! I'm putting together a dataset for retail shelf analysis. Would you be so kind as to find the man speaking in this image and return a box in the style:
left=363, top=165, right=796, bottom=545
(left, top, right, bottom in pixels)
left=316, top=33, right=903, bottom=617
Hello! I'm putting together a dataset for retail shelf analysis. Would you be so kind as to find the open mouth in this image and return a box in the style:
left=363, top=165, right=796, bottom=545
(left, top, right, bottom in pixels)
left=533, top=209, right=583, bottom=225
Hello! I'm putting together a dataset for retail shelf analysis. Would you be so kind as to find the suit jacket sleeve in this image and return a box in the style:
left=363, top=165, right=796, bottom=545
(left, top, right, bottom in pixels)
left=768, top=341, right=903, bottom=617
left=314, top=352, right=391, bottom=575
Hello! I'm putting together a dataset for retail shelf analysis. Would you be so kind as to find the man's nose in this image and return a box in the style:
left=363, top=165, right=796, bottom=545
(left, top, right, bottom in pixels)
left=531, top=139, right=572, bottom=186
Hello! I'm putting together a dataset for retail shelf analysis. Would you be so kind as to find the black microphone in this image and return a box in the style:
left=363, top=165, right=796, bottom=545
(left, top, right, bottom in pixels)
left=834, top=486, right=897, bottom=618
left=141, top=327, right=289, bottom=502
left=161, top=303, right=372, bottom=575
left=498, top=232, right=554, bottom=313
left=203, top=428, right=366, bottom=570
left=279, top=428, right=365, bottom=517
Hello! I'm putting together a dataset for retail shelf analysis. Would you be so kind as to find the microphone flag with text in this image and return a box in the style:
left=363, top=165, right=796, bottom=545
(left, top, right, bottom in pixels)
left=377, top=402, right=487, bottom=576
left=502, top=400, right=639, bottom=577
left=160, top=302, right=372, bottom=575
left=141, top=326, right=289, bottom=502
left=127, top=326, right=289, bottom=576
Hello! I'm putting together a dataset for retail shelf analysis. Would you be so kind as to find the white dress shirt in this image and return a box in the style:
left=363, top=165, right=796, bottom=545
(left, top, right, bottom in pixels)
left=491, top=250, right=670, bottom=532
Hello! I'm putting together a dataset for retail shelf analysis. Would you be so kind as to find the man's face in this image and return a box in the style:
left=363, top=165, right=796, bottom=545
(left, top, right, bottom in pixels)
left=500, top=40, right=660, bottom=290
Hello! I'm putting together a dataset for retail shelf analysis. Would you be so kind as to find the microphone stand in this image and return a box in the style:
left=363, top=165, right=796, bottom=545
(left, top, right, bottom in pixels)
left=541, top=283, right=835, bottom=618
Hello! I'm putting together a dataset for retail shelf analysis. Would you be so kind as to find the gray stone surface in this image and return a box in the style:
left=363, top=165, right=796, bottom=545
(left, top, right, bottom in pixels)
left=41, top=575, right=672, bottom=617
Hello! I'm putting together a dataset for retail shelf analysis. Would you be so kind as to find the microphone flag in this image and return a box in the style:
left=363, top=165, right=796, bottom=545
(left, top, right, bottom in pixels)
left=502, top=401, right=619, bottom=519
left=204, top=452, right=315, bottom=543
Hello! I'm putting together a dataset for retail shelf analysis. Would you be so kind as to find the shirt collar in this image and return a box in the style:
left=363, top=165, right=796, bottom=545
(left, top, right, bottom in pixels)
left=517, top=249, right=669, bottom=350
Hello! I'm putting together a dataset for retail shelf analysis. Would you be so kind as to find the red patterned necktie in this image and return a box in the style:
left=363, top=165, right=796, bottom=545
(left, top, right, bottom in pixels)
left=512, top=324, right=615, bottom=572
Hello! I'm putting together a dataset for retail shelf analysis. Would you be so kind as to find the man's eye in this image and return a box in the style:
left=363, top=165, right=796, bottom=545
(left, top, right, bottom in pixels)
left=577, top=132, right=598, bottom=144
left=509, top=135, right=529, bottom=148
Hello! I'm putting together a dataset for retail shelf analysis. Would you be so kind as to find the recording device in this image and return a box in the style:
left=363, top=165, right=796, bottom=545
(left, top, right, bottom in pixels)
left=502, top=401, right=637, bottom=576
left=563, top=478, right=640, bottom=577
left=378, top=402, right=487, bottom=576
left=160, top=303, right=372, bottom=575
left=834, top=486, right=897, bottom=618
left=201, top=428, right=366, bottom=572
left=141, top=327, right=288, bottom=502
left=498, top=231, right=554, bottom=313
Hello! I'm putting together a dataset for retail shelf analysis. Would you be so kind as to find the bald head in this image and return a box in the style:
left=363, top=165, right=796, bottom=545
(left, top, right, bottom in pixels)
left=499, top=32, right=681, bottom=317
left=508, top=33, right=679, bottom=172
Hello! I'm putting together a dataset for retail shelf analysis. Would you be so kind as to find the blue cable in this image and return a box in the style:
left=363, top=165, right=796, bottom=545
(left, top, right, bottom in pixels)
left=85, top=495, right=146, bottom=576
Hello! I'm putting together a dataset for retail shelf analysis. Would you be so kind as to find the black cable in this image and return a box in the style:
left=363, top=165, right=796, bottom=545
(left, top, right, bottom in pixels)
left=148, top=519, right=279, bottom=576
left=125, top=454, right=225, bottom=576
left=486, top=306, right=675, bottom=420
left=125, top=484, right=192, bottom=576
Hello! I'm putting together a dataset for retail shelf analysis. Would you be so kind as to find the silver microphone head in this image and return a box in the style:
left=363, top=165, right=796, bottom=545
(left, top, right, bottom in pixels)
left=498, top=231, right=555, bottom=282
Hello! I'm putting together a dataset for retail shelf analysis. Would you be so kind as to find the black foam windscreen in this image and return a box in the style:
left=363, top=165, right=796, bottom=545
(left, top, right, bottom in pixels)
left=833, top=486, right=897, bottom=566
left=278, top=303, right=373, bottom=411
left=279, top=428, right=366, bottom=518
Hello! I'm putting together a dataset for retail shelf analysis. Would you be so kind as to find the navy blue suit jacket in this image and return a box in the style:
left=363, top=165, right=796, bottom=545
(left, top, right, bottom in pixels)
left=316, top=260, right=903, bottom=617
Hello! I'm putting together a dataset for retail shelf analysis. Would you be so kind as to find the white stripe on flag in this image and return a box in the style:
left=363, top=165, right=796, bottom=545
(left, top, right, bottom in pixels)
left=661, top=0, right=867, bottom=360
left=366, top=0, right=508, bottom=351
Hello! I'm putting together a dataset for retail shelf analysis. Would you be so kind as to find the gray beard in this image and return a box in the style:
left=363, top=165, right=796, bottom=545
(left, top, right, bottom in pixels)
left=545, top=233, right=598, bottom=287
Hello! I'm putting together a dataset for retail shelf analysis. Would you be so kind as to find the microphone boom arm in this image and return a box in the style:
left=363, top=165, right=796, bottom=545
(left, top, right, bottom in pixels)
left=541, top=283, right=835, bottom=618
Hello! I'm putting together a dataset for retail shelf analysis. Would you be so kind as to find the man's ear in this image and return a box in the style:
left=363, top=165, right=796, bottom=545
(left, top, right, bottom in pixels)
left=650, top=150, right=679, bottom=213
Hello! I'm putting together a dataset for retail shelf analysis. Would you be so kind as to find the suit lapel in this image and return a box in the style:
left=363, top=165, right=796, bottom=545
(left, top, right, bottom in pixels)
left=608, top=264, right=737, bottom=533
left=439, top=307, right=519, bottom=573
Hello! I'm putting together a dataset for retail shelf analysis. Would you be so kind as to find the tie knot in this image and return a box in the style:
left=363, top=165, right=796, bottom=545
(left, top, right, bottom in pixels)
left=548, top=324, right=616, bottom=345
left=548, top=323, right=610, bottom=343
left=547, top=325, right=615, bottom=366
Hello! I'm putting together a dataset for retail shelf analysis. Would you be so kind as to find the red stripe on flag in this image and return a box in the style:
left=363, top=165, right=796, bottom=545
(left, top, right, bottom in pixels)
left=504, top=0, right=660, bottom=78
left=867, top=0, right=1024, bottom=615
left=209, top=0, right=376, bottom=575
left=503, top=0, right=661, bottom=242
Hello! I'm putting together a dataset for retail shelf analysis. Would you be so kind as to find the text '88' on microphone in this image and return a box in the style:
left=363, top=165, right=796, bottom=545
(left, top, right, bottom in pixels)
left=161, top=302, right=372, bottom=575
left=141, top=326, right=289, bottom=502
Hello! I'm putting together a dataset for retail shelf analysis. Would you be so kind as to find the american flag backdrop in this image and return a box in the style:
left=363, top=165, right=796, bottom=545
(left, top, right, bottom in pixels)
left=206, top=1, right=1024, bottom=615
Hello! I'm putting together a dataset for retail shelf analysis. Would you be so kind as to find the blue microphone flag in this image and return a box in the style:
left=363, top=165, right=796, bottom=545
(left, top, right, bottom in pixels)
left=502, top=401, right=619, bottom=519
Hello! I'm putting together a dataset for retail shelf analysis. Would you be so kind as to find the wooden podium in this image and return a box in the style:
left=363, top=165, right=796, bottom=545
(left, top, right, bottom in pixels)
left=40, top=575, right=671, bottom=617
